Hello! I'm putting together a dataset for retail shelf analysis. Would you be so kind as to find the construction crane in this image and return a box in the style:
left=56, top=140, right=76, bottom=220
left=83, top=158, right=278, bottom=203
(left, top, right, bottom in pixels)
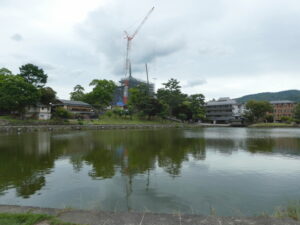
left=122, top=6, right=155, bottom=104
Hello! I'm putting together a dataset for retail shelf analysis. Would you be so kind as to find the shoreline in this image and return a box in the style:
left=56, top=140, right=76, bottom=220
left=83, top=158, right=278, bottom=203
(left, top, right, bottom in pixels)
left=0, top=123, right=232, bottom=133
left=0, top=205, right=298, bottom=225
left=0, top=123, right=299, bottom=133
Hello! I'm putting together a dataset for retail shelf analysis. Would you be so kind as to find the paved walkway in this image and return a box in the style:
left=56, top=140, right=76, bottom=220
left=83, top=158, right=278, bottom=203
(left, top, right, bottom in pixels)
left=0, top=205, right=299, bottom=225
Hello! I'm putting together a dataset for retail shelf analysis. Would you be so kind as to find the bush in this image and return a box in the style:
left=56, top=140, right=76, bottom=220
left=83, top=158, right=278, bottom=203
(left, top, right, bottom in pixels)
left=280, top=116, right=293, bottom=123
left=105, top=110, right=113, bottom=118
left=52, top=107, right=72, bottom=119
left=265, top=114, right=274, bottom=123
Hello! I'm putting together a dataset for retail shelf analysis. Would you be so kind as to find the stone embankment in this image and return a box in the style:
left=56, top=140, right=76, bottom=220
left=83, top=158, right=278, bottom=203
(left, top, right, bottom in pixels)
left=0, top=123, right=232, bottom=133
left=0, top=205, right=299, bottom=225
left=0, top=124, right=184, bottom=133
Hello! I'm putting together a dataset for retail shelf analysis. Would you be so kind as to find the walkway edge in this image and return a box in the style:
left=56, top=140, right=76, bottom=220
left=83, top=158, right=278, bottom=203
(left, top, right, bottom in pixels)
left=0, top=205, right=299, bottom=225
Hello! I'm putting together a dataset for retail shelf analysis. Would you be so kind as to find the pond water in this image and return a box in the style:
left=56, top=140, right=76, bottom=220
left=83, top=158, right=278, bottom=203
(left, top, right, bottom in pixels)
left=0, top=128, right=300, bottom=216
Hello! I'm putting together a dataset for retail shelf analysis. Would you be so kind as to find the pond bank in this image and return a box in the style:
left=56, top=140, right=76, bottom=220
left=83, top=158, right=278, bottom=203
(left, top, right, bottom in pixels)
left=0, top=205, right=299, bottom=225
left=0, top=123, right=232, bottom=133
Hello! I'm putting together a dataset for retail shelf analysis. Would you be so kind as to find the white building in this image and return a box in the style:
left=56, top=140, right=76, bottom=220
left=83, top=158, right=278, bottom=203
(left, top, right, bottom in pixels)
left=25, top=104, right=51, bottom=120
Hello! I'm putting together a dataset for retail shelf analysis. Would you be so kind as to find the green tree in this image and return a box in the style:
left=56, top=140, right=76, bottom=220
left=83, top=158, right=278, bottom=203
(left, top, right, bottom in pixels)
left=245, top=100, right=273, bottom=122
left=189, top=94, right=205, bottom=121
left=39, top=87, right=56, bottom=105
left=85, top=79, right=116, bottom=110
left=294, top=103, right=300, bottom=123
left=70, top=85, right=85, bottom=101
left=129, top=84, right=166, bottom=119
left=157, top=78, right=187, bottom=116
left=0, top=74, right=40, bottom=113
left=19, top=63, right=48, bottom=88
left=0, top=68, right=13, bottom=76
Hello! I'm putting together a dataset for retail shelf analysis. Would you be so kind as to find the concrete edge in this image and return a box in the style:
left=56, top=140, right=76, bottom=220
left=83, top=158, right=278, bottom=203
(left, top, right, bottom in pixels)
left=0, top=205, right=299, bottom=225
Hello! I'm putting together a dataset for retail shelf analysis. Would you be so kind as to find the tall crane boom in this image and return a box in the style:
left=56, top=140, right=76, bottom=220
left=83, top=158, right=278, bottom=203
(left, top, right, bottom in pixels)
left=122, top=7, right=155, bottom=105
left=124, top=7, right=155, bottom=77
left=131, top=7, right=155, bottom=40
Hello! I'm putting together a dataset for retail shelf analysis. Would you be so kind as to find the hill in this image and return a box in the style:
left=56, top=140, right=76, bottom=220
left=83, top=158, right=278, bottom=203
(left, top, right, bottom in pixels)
left=236, top=90, right=300, bottom=103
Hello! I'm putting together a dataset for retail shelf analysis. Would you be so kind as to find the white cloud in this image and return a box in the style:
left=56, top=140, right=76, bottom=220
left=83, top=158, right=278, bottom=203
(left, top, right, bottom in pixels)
left=1, top=0, right=300, bottom=99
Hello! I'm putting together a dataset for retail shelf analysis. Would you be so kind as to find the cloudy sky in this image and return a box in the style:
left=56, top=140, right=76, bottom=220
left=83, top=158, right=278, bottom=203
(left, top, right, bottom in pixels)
left=1, top=0, right=300, bottom=100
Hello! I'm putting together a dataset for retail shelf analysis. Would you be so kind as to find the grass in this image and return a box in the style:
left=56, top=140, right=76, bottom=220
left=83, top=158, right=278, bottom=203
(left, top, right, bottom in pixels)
left=0, top=213, right=79, bottom=225
left=84, top=115, right=177, bottom=125
left=274, top=201, right=300, bottom=221
left=0, top=115, right=178, bottom=126
left=249, top=122, right=295, bottom=128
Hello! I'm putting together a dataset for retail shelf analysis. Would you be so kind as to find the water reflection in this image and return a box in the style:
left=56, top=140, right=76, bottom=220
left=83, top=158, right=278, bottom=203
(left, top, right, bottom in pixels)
left=0, top=128, right=299, bottom=212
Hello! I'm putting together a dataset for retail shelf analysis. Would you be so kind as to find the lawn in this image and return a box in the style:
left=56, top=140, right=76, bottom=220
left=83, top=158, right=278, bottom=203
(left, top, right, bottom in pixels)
left=249, top=123, right=296, bottom=128
left=0, top=213, right=77, bottom=225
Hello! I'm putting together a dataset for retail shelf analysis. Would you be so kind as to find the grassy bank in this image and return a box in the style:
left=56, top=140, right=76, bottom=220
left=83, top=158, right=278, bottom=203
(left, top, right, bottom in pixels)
left=0, top=115, right=178, bottom=126
left=0, top=202, right=299, bottom=225
left=274, top=201, right=300, bottom=221
left=0, top=213, right=77, bottom=225
left=249, top=123, right=297, bottom=128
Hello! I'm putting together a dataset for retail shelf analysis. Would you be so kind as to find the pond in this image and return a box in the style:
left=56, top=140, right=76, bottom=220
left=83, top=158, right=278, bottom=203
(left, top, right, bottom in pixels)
left=0, top=128, right=300, bottom=216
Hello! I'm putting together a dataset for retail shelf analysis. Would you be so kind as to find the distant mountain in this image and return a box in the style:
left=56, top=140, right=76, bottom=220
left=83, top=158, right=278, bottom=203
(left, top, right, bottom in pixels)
left=236, top=90, right=300, bottom=103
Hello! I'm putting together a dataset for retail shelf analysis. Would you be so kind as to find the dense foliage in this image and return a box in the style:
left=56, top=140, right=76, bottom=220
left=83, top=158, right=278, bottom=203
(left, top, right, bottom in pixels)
left=19, top=63, right=48, bottom=88
left=39, top=87, right=56, bottom=105
left=0, top=73, right=40, bottom=113
left=156, top=79, right=205, bottom=121
left=294, top=103, right=300, bottom=123
left=70, top=85, right=85, bottom=101
left=245, top=100, right=273, bottom=122
left=0, top=65, right=56, bottom=116
left=70, top=80, right=117, bottom=110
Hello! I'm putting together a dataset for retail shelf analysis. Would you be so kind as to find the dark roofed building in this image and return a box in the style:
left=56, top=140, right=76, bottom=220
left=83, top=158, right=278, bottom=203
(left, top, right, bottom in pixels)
left=53, top=99, right=95, bottom=118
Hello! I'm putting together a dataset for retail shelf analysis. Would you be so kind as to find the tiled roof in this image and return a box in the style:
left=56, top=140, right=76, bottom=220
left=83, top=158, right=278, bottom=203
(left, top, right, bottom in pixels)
left=57, top=99, right=91, bottom=107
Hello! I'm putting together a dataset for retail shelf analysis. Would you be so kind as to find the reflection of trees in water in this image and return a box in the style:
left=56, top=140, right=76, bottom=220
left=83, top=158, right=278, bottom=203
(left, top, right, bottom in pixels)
left=245, top=137, right=300, bottom=155
left=246, top=138, right=275, bottom=153
left=205, top=138, right=239, bottom=155
left=0, top=132, right=60, bottom=198
left=79, top=129, right=206, bottom=178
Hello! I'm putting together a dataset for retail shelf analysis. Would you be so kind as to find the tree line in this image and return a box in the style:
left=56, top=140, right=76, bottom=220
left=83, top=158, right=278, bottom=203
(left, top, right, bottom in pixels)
left=0, top=64, right=56, bottom=115
left=2, top=63, right=300, bottom=123
left=70, top=78, right=206, bottom=121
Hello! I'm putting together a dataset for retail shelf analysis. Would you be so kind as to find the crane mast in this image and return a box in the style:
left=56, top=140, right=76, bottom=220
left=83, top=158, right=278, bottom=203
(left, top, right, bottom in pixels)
left=122, top=7, right=154, bottom=104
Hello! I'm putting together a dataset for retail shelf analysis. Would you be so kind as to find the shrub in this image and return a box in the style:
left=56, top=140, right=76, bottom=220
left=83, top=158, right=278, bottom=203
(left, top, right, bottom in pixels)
left=280, top=116, right=293, bottom=124
left=52, top=107, right=72, bottom=119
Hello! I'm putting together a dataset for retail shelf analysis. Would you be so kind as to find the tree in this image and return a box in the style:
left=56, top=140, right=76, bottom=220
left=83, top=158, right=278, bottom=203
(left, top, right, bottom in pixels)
left=157, top=78, right=187, bottom=116
left=129, top=84, right=165, bottom=119
left=245, top=100, right=273, bottom=122
left=39, top=87, right=56, bottom=105
left=85, top=79, right=116, bottom=110
left=294, top=103, right=300, bottom=123
left=0, top=68, right=13, bottom=76
left=189, top=94, right=205, bottom=121
left=0, top=74, right=40, bottom=113
left=19, top=64, right=48, bottom=88
left=70, top=85, right=85, bottom=101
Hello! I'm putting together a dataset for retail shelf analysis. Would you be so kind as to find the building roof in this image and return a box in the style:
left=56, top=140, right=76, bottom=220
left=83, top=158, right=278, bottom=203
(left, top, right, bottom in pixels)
left=56, top=99, right=91, bottom=107
left=206, top=98, right=237, bottom=106
left=270, top=100, right=295, bottom=104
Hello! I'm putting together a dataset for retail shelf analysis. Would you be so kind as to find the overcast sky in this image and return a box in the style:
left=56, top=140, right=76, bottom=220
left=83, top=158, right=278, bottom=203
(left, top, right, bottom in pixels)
left=1, top=0, right=300, bottom=100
